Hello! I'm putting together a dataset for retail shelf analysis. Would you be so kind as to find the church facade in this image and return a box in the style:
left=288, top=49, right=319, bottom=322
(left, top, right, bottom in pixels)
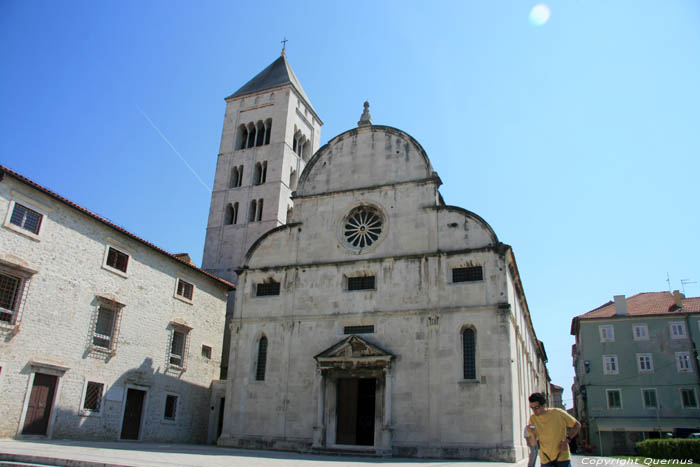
left=204, top=53, right=549, bottom=461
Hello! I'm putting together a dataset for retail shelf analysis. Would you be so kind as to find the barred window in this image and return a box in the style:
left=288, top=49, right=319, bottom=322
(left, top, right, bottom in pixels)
left=453, top=266, right=483, bottom=283
left=344, top=325, right=375, bottom=335
left=82, top=381, right=104, bottom=413
left=93, top=306, right=117, bottom=350
left=347, top=276, right=375, bottom=291
left=462, top=328, right=476, bottom=380
left=164, top=394, right=178, bottom=420
left=255, top=336, right=268, bottom=381
left=256, top=281, right=280, bottom=297
left=176, top=279, right=194, bottom=300
left=105, top=247, right=129, bottom=273
left=0, top=272, right=22, bottom=323
left=10, top=203, right=43, bottom=235
left=170, top=330, right=186, bottom=367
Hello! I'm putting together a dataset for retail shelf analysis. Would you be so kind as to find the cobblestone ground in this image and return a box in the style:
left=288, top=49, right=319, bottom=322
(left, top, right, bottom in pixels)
left=0, top=441, right=636, bottom=467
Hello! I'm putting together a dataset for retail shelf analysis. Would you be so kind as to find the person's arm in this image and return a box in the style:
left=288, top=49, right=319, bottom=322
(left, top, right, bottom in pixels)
left=559, top=419, right=581, bottom=449
left=527, top=425, right=537, bottom=446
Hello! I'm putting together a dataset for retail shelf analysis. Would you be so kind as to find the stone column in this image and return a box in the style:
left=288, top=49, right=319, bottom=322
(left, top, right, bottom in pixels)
left=312, top=366, right=326, bottom=448
left=380, top=366, right=393, bottom=455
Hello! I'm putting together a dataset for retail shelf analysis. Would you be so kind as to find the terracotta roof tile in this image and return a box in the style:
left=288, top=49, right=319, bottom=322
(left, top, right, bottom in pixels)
left=1, top=165, right=233, bottom=290
left=577, top=292, right=700, bottom=319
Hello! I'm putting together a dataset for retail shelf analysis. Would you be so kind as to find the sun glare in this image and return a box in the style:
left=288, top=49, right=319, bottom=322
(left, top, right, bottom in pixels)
left=529, top=3, right=551, bottom=26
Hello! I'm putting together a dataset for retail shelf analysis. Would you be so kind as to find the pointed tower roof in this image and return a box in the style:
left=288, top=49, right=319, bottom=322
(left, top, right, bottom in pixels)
left=227, top=53, right=317, bottom=114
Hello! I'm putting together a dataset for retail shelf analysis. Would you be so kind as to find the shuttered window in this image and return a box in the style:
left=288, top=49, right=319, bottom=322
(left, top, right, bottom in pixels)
left=176, top=279, right=194, bottom=300
left=463, top=328, right=476, bottom=380
left=106, top=247, right=129, bottom=273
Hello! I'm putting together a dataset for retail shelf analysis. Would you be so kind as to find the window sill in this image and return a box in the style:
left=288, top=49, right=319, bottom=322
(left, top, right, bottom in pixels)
left=161, top=418, right=178, bottom=425
left=101, top=264, right=128, bottom=279
left=79, top=410, right=103, bottom=418
left=3, top=223, right=41, bottom=242
left=89, top=345, right=116, bottom=357
left=450, top=280, right=484, bottom=286
left=459, top=379, right=480, bottom=385
left=173, top=294, right=194, bottom=305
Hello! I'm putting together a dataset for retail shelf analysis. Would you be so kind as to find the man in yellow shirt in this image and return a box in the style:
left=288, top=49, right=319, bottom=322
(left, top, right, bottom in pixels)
left=526, top=392, right=580, bottom=467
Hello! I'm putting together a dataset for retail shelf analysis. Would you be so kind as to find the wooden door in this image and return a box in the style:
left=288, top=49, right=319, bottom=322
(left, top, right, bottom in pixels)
left=336, top=378, right=358, bottom=444
left=120, top=388, right=146, bottom=440
left=22, top=373, right=57, bottom=435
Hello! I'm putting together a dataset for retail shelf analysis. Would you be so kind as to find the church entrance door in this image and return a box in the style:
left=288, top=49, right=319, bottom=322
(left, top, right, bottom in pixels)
left=336, top=378, right=376, bottom=446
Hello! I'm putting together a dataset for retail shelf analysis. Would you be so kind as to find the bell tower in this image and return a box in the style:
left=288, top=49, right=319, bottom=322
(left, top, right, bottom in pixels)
left=202, top=51, right=323, bottom=283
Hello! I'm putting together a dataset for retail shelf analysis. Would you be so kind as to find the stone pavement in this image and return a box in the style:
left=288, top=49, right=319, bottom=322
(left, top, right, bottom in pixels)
left=0, top=440, right=622, bottom=467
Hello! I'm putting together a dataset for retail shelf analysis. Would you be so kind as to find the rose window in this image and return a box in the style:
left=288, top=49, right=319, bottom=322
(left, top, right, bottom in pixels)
left=343, top=207, right=383, bottom=249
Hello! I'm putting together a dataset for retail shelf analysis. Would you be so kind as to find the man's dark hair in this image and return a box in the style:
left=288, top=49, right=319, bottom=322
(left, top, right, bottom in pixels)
left=529, top=392, right=547, bottom=405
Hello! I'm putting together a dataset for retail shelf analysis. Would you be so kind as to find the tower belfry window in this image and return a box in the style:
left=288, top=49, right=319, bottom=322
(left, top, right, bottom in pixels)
left=264, top=119, right=271, bottom=145
left=249, top=200, right=257, bottom=222
left=255, top=121, right=265, bottom=146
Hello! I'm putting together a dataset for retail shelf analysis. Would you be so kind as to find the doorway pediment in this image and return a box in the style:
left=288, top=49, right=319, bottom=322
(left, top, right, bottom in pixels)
left=314, top=335, right=394, bottom=370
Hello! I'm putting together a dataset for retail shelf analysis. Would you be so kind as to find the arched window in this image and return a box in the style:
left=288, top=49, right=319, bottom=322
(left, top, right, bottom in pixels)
left=237, top=165, right=243, bottom=186
left=255, top=121, right=265, bottom=147
left=224, top=204, right=234, bottom=225
left=248, top=200, right=257, bottom=222
left=256, top=198, right=264, bottom=221
left=264, top=119, right=272, bottom=145
left=255, top=336, right=268, bottom=381
left=253, top=163, right=262, bottom=185
left=237, top=125, right=248, bottom=150
left=286, top=206, right=293, bottom=223
left=247, top=123, right=256, bottom=149
left=289, top=169, right=297, bottom=191
left=302, top=140, right=311, bottom=161
left=232, top=202, right=239, bottom=224
left=260, top=161, right=267, bottom=184
left=462, top=327, right=476, bottom=380
left=229, top=167, right=239, bottom=188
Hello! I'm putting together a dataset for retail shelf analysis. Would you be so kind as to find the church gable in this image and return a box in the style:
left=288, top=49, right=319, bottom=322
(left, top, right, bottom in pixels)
left=297, top=125, right=435, bottom=198
left=314, top=335, right=394, bottom=370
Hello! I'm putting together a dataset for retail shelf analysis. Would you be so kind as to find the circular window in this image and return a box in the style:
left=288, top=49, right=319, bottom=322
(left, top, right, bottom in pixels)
left=343, top=206, right=384, bottom=249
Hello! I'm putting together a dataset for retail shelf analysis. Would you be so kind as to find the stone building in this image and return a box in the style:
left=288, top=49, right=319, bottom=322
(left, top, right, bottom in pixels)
left=207, top=53, right=550, bottom=460
left=0, top=166, right=232, bottom=442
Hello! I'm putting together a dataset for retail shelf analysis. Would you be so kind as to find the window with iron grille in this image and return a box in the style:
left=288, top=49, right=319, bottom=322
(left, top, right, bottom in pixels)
left=82, top=381, right=104, bottom=414
left=344, top=325, right=375, bottom=335
left=255, top=336, right=268, bottom=381
left=0, top=271, right=23, bottom=324
left=105, top=247, right=129, bottom=273
left=170, top=329, right=187, bottom=368
left=164, top=394, right=178, bottom=420
left=256, top=281, right=280, bottom=297
left=682, top=389, right=698, bottom=408
left=201, top=345, right=212, bottom=359
left=347, top=276, right=375, bottom=291
left=92, top=306, right=118, bottom=350
left=176, top=279, right=194, bottom=301
left=9, top=202, right=43, bottom=235
left=452, top=266, right=483, bottom=283
left=462, top=328, right=476, bottom=380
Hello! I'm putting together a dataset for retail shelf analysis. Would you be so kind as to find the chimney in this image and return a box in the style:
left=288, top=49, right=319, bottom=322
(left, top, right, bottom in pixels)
left=174, top=253, right=194, bottom=266
left=672, top=290, right=685, bottom=308
left=613, top=295, right=627, bottom=316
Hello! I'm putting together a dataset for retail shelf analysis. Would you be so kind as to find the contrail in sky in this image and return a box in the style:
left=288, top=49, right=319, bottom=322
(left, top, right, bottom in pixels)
left=136, top=105, right=211, bottom=193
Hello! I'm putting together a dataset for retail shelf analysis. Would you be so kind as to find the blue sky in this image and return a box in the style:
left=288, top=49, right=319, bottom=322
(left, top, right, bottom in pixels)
left=2, top=1, right=699, bottom=407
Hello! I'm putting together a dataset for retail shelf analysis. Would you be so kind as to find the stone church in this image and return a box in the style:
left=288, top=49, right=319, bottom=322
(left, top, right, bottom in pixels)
left=202, top=51, right=549, bottom=461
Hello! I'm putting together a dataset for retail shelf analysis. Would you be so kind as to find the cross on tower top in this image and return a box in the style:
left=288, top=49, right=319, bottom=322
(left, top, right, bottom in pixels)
left=281, top=37, right=288, bottom=56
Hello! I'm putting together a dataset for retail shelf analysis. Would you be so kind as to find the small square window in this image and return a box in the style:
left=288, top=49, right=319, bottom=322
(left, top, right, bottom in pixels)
left=347, top=276, right=375, bottom=291
left=104, top=246, right=129, bottom=274
left=201, top=345, right=212, bottom=359
left=9, top=202, right=43, bottom=235
left=670, top=322, right=687, bottom=339
left=256, top=281, right=280, bottom=297
left=82, top=381, right=104, bottom=415
left=603, top=355, right=619, bottom=375
left=637, top=353, right=653, bottom=372
left=607, top=389, right=622, bottom=409
left=677, top=352, right=692, bottom=373
left=599, top=325, right=615, bottom=342
left=176, top=279, right=194, bottom=301
left=682, top=389, right=698, bottom=408
left=164, top=394, right=178, bottom=420
left=633, top=324, right=649, bottom=341
left=642, top=389, right=657, bottom=409
left=452, top=266, right=483, bottom=283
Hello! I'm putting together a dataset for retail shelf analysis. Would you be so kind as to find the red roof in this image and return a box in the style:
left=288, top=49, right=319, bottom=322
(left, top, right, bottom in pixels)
left=577, top=292, right=700, bottom=319
left=1, top=165, right=233, bottom=290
